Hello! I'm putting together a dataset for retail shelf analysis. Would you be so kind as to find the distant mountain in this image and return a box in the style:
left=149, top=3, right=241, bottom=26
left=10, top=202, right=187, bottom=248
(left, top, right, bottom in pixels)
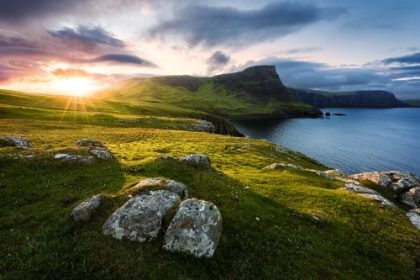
left=402, top=99, right=420, bottom=107
left=288, top=88, right=410, bottom=108
left=99, top=65, right=323, bottom=119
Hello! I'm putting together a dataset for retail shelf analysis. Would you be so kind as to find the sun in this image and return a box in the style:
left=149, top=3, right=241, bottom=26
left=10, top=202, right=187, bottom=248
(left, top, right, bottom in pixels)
left=54, top=77, right=99, bottom=97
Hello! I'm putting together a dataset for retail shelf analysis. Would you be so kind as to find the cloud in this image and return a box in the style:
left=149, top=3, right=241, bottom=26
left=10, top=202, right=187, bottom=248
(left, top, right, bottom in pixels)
left=206, top=50, right=230, bottom=74
left=285, top=47, right=323, bottom=54
left=0, top=0, right=86, bottom=23
left=382, top=52, right=420, bottom=65
left=148, top=2, right=346, bottom=48
left=90, top=54, right=158, bottom=67
left=47, top=25, right=125, bottom=51
left=52, top=68, right=90, bottom=78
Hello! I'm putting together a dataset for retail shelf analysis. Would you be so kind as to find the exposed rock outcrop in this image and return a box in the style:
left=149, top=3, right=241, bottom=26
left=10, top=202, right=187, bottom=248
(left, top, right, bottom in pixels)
left=71, top=194, right=105, bottom=222
left=163, top=199, right=222, bottom=258
left=102, top=190, right=180, bottom=242
left=407, top=209, right=420, bottom=230
left=0, top=136, right=32, bottom=148
left=288, top=88, right=409, bottom=108
left=191, top=120, right=216, bottom=133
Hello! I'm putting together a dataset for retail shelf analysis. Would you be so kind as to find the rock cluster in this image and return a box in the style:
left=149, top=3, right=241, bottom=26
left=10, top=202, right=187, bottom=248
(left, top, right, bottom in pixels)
left=349, top=171, right=420, bottom=207
left=192, top=120, right=216, bottom=133
left=54, top=139, right=114, bottom=162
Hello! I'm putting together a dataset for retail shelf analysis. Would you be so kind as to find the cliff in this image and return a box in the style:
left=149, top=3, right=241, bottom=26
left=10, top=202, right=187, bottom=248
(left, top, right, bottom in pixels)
left=288, top=88, right=410, bottom=108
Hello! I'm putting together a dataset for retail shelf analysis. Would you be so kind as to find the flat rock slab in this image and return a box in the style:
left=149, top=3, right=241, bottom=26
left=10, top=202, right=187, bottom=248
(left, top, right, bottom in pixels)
left=56, top=154, right=95, bottom=163
left=131, top=177, right=188, bottom=199
left=103, top=190, right=180, bottom=242
left=263, top=163, right=303, bottom=170
left=358, top=194, right=394, bottom=206
left=0, top=136, right=32, bottom=148
left=163, top=199, right=222, bottom=258
left=345, top=183, right=380, bottom=195
left=71, top=194, right=105, bottom=222
left=407, top=209, right=420, bottom=230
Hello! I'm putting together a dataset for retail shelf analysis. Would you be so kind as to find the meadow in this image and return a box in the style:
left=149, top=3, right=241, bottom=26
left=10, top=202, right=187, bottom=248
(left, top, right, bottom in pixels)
left=1, top=89, right=420, bottom=279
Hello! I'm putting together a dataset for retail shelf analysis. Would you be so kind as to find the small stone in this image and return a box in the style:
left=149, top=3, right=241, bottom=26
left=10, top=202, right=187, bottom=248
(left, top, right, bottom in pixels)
left=71, top=194, right=104, bottom=222
left=180, top=154, right=211, bottom=169
left=90, top=149, right=113, bottom=160
left=131, top=177, right=188, bottom=199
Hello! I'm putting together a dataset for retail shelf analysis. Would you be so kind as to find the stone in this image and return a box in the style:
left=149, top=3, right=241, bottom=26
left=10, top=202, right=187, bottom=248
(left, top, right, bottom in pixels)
left=358, top=194, right=394, bottom=206
left=406, top=209, right=420, bottom=230
left=325, top=169, right=347, bottom=177
left=192, top=120, right=216, bottom=133
left=102, top=190, right=180, bottom=242
left=90, top=149, right=113, bottom=160
left=263, top=163, right=303, bottom=170
left=71, top=194, right=104, bottom=222
left=75, top=138, right=107, bottom=149
left=349, top=172, right=393, bottom=188
left=163, top=199, right=222, bottom=258
left=131, top=177, right=188, bottom=199
left=401, top=187, right=420, bottom=208
left=180, top=154, right=211, bottom=169
left=345, top=183, right=380, bottom=195
left=156, top=155, right=176, bottom=161
left=0, top=136, right=32, bottom=148
left=60, top=155, right=95, bottom=163
left=54, top=154, right=69, bottom=159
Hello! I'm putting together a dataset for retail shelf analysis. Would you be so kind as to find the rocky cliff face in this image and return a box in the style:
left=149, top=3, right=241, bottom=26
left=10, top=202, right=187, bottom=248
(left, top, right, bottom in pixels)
left=288, top=88, right=410, bottom=108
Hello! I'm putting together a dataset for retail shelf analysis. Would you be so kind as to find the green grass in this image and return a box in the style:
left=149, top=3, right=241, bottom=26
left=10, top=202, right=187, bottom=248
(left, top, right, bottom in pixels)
left=1, top=89, right=420, bottom=279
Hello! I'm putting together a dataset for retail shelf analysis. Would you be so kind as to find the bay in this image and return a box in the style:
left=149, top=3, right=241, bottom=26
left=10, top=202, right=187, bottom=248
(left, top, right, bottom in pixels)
left=230, top=108, right=420, bottom=176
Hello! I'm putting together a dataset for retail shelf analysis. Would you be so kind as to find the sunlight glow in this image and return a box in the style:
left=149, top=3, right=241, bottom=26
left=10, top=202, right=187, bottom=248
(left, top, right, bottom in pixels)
left=54, top=77, right=100, bottom=96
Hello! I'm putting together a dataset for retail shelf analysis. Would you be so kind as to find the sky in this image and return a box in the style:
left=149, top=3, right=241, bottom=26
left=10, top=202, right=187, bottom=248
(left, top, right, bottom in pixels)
left=0, top=0, right=420, bottom=99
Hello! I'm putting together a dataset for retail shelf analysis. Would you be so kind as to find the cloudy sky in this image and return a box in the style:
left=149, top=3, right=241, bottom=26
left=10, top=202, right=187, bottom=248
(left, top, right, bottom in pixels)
left=0, top=0, right=419, bottom=99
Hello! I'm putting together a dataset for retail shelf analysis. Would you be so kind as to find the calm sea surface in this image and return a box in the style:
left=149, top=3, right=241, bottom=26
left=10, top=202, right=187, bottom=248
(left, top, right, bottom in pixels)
left=230, top=108, right=420, bottom=176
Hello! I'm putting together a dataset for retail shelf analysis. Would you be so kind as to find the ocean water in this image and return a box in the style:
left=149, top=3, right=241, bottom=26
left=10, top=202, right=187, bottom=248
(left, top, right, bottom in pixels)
left=230, top=108, right=420, bottom=176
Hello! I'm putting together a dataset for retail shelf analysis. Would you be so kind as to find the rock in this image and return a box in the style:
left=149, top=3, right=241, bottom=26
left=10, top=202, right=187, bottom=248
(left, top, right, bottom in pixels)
left=71, top=194, right=104, bottom=222
left=401, top=187, right=420, bottom=208
left=407, top=209, right=420, bottom=230
left=60, top=155, right=95, bottom=163
left=349, top=171, right=419, bottom=197
left=163, top=199, right=222, bottom=258
left=345, top=183, right=380, bottom=195
left=102, top=190, right=180, bottom=242
left=90, top=149, right=113, bottom=160
left=54, top=154, right=69, bottom=159
left=131, top=177, right=188, bottom=199
left=306, top=169, right=335, bottom=180
left=349, top=172, right=393, bottom=188
left=325, top=169, right=347, bottom=177
left=0, top=136, right=32, bottom=148
left=358, top=194, right=394, bottom=206
left=274, top=145, right=291, bottom=155
left=180, top=154, right=211, bottom=169
left=62, top=196, right=76, bottom=204
left=192, top=120, right=216, bottom=133
left=263, top=163, right=303, bottom=170
left=156, top=155, right=176, bottom=161
left=75, top=138, right=107, bottom=149
left=325, top=112, right=331, bottom=116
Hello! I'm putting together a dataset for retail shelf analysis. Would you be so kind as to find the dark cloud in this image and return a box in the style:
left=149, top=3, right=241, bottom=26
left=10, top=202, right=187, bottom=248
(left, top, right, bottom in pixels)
left=148, top=2, right=346, bottom=48
left=0, top=0, right=86, bottom=23
left=382, top=52, right=420, bottom=65
left=0, top=35, right=37, bottom=48
left=206, top=50, right=231, bottom=75
left=47, top=25, right=125, bottom=50
left=90, top=54, right=157, bottom=67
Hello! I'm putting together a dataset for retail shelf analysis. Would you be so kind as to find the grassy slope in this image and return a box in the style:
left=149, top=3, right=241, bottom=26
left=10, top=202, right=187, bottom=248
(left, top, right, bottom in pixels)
left=1, top=90, right=420, bottom=279
left=298, top=88, right=357, bottom=97
left=100, top=79, right=320, bottom=117
left=403, top=99, right=420, bottom=107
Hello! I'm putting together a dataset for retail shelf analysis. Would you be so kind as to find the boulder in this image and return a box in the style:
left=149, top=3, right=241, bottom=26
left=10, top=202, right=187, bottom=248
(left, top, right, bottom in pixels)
left=71, top=194, right=105, bottom=222
left=131, top=177, right=188, bottom=199
left=90, top=149, right=113, bottom=160
left=407, top=209, right=420, bottom=230
left=180, top=154, right=211, bottom=169
left=0, top=136, right=32, bottom=148
left=163, top=199, right=222, bottom=258
left=75, top=138, right=107, bottom=149
left=102, top=190, right=180, bottom=242
left=401, top=187, right=420, bottom=208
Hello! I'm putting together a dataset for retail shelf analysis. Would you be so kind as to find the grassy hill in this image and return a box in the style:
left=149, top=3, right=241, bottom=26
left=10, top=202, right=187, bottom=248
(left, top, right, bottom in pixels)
left=1, top=89, right=420, bottom=279
left=98, top=66, right=322, bottom=118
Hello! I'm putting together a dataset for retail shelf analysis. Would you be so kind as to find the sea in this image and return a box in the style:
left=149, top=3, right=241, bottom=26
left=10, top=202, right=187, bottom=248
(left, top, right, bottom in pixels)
left=230, top=108, right=420, bottom=176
